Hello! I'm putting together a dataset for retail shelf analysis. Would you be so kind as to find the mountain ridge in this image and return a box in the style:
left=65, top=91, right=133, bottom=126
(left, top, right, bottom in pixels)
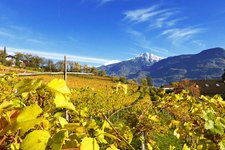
left=98, top=52, right=162, bottom=77
left=99, top=47, right=225, bottom=86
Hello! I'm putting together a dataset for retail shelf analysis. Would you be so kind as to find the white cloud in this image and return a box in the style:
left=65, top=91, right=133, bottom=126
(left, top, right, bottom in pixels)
left=149, top=16, right=186, bottom=29
left=162, top=27, right=204, bottom=44
left=4, top=46, right=118, bottom=65
left=191, top=40, right=206, bottom=48
left=100, top=0, right=113, bottom=4
left=0, top=31, right=15, bottom=38
left=0, top=27, right=46, bottom=45
left=103, top=60, right=120, bottom=65
left=124, top=5, right=160, bottom=23
left=81, top=0, right=114, bottom=5
left=126, top=28, right=169, bottom=56
left=25, top=38, right=44, bottom=44
left=124, top=5, right=181, bottom=27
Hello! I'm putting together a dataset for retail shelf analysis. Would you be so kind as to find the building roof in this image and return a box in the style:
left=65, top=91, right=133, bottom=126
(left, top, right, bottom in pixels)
left=191, top=80, right=225, bottom=96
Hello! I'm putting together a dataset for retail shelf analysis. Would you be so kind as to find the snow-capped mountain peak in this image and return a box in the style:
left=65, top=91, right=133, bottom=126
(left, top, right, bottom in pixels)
left=136, top=52, right=163, bottom=62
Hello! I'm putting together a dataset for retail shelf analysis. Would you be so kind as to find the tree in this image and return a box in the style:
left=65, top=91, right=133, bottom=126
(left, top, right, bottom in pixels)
left=15, top=52, right=24, bottom=67
left=90, top=67, right=98, bottom=76
left=222, top=69, right=225, bottom=82
left=83, top=65, right=89, bottom=73
left=98, top=70, right=106, bottom=76
left=141, top=77, right=152, bottom=86
left=45, top=59, right=55, bottom=72
left=112, top=76, right=120, bottom=82
left=55, top=61, right=64, bottom=72
left=32, top=55, right=44, bottom=69
left=146, top=77, right=152, bottom=86
left=141, top=78, right=147, bottom=86
left=0, top=47, right=7, bottom=66
left=67, top=61, right=74, bottom=72
left=74, top=62, right=81, bottom=72
left=120, top=76, right=127, bottom=83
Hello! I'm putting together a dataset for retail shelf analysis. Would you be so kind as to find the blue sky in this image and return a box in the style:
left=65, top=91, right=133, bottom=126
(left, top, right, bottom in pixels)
left=0, top=0, right=225, bottom=66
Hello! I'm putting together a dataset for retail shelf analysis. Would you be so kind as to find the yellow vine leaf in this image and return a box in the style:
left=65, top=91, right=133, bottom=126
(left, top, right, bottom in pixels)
left=182, top=144, right=190, bottom=150
left=47, top=79, right=71, bottom=94
left=21, top=130, right=50, bottom=150
left=147, top=143, right=153, bottom=150
left=106, top=144, right=119, bottom=150
left=173, top=128, right=180, bottom=139
left=80, top=137, right=100, bottom=150
left=54, top=93, right=75, bottom=110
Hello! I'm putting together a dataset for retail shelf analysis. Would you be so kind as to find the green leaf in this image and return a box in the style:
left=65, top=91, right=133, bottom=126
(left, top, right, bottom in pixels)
left=147, top=143, right=153, bottom=150
left=58, top=117, right=68, bottom=128
left=182, top=144, right=190, bottom=150
left=202, top=109, right=216, bottom=121
left=0, top=101, right=14, bottom=112
left=102, top=120, right=112, bottom=130
left=17, top=104, right=42, bottom=122
left=80, top=137, right=99, bottom=150
left=54, top=93, right=75, bottom=110
left=50, top=130, right=68, bottom=150
left=211, top=119, right=225, bottom=135
left=21, top=130, right=50, bottom=150
left=106, top=144, right=119, bottom=150
left=204, top=120, right=214, bottom=130
left=17, top=117, right=45, bottom=136
left=103, top=132, right=119, bottom=140
left=218, top=139, right=225, bottom=150
left=47, top=79, right=71, bottom=94
left=95, top=129, right=107, bottom=144
left=14, top=104, right=44, bottom=135
left=14, top=79, right=42, bottom=94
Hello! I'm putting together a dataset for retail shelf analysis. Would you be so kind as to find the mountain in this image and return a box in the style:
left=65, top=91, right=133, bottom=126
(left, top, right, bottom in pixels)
left=99, top=47, right=225, bottom=86
left=147, top=47, right=225, bottom=86
left=98, top=52, right=163, bottom=77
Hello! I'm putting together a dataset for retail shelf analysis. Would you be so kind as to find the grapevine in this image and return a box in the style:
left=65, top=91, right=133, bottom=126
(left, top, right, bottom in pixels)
left=0, top=74, right=225, bottom=149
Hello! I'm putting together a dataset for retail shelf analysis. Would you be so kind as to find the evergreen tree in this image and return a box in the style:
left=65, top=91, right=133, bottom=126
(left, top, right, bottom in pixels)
left=2, top=47, right=7, bottom=66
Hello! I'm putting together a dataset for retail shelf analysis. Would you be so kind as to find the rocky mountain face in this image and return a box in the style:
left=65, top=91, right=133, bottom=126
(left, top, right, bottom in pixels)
left=99, top=48, right=225, bottom=86
left=98, top=52, right=163, bottom=77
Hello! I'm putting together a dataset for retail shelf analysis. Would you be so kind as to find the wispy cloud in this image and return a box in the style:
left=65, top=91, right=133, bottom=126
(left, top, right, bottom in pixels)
left=81, top=0, right=114, bottom=5
left=161, top=27, right=205, bottom=44
left=4, top=46, right=119, bottom=65
left=0, top=26, right=46, bottom=45
left=191, top=40, right=206, bottom=48
left=149, top=16, right=187, bottom=29
left=25, top=38, right=44, bottom=44
left=124, top=5, right=181, bottom=28
left=0, top=30, right=15, bottom=38
left=99, top=0, right=113, bottom=4
left=124, top=5, right=160, bottom=23
left=126, top=28, right=169, bottom=56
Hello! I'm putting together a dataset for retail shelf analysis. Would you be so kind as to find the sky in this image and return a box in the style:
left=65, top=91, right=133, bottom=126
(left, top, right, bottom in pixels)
left=0, top=0, right=225, bottom=66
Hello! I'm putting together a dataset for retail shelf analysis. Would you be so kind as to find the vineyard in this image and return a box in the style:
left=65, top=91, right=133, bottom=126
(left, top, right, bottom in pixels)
left=1, top=73, right=225, bottom=150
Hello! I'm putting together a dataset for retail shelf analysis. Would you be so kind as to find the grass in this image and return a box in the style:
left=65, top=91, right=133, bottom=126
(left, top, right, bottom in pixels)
left=19, top=74, right=116, bottom=89
left=0, top=65, right=36, bottom=74
left=0, top=65, right=117, bottom=89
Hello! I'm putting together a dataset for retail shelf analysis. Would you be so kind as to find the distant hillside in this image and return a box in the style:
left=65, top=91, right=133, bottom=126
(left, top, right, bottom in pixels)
left=100, top=47, right=225, bottom=86
left=148, top=47, right=225, bottom=86
left=98, top=53, right=163, bottom=77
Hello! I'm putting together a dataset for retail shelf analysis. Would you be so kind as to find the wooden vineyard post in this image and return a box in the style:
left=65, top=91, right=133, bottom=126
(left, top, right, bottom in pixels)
left=64, top=56, right=69, bottom=122
left=64, top=55, right=67, bottom=82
